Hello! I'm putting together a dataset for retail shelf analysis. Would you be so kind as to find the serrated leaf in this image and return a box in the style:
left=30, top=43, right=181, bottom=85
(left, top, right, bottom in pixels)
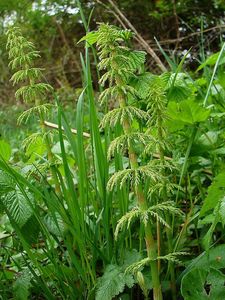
left=200, top=172, right=225, bottom=216
left=44, top=212, right=65, bottom=237
left=96, top=264, right=134, bottom=300
left=2, top=188, right=34, bottom=227
left=0, top=170, right=15, bottom=195
left=129, top=50, right=146, bottom=68
left=132, top=72, right=154, bottom=99
left=167, top=85, right=190, bottom=102
left=14, top=270, right=31, bottom=300
left=122, top=249, right=143, bottom=268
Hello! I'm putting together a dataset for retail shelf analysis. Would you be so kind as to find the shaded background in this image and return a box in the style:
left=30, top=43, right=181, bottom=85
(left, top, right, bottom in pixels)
left=0, top=0, right=225, bottom=104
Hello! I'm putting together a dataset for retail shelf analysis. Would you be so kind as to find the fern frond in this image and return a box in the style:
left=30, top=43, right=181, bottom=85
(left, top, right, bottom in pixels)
left=7, top=27, right=53, bottom=107
left=147, top=158, right=177, bottom=172
left=108, top=133, right=155, bottom=160
left=148, top=182, right=182, bottom=197
left=144, top=137, right=169, bottom=154
left=17, top=104, right=53, bottom=124
left=10, top=68, right=44, bottom=85
left=15, top=83, right=53, bottom=103
left=99, top=70, right=113, bottom=86
left=96, top=24, right=133, bottom=49
left=125, top=258, right=150, bottom=274
left=157, top=252, right=188, bottom=264
left=148, top=201, right=183, bottom=217
left=126, top=252, right=187, bottom=276
left=107, top=162, right=163, bottom=191
left=9, top=51, right=41, bottom=69
left=115, top=207, right=141, bottom=239
left=22, top=132, right=43, bottom=150
left=147, top=210, right=170, bottom=228
left=101, top=106, right=147, bottom=128
left=97, top=24, right=146, bottom=87
left=99, top=85, right=136, bottom=105
left=107, top=169, right=132, bottom=190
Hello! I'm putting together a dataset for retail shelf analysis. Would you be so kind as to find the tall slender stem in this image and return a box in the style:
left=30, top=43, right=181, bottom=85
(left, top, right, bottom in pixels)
left=157, top=118, right=176, bottom=300
left=118, top=90, right=162, bottom=300
left=30, top=75, right=61, bottom=195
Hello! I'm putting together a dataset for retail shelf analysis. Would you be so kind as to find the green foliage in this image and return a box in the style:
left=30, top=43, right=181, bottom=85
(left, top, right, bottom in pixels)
left=107, top=163, right=163, bottom=191
left=167, top=100, right=210, bottom=126
left=2, top=187, right=34, bottom=227
left=100, top=106, right=147, bottom=128
left=0, top=139, right=11, bottom=161
left=0, top=170, right=15, bottom=194
left=13, top=270, right=32, bottom=300
left=96, top=264, right=134, bottom=300
left=1, top=8, right=225, bottom=299
left=197, top=51, right=225, bottom=71
left=6, top=27, right=53, bottom=118
left=181, top=268, right=225, bottom=300
left=200, top=172, right=225, bottom=216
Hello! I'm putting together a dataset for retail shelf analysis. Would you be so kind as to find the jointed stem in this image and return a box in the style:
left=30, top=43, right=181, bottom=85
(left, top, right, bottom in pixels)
left=118, top=91, right=162, bottom=300
left=157, top=119, right=176, bottom=300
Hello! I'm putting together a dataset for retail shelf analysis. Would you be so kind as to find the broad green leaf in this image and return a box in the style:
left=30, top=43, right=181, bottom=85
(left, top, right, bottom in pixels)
left=167, top=100, right=210, bottom=125
left=186, top=244, right=225, bottom=271
left=0, top=170, right=15, bottom=195
left=181, top=267, right=225, bottom=300
left=0, top=140, right=11, bottom=161
left=132, top=72, right=155, bottom=99
left=211, top=147, right=225, bottom=155
left=200, top=172, right=225, bottom=216
left=78, top=31, right=99, bottom=46
left=96, top=264, right=134, bottom=300
left=197, top=51, right=225, bottom=71
left=51, top=140, right=70, bottom=154
left=44, top=212, right=65, bottom=237
left=219, top=199, right=225, bottom=226
left=167, top=85, right=190, bottom=102
left=20, top=215, right=40, bottom=244
left=198, top=131, right=218, bottom=147
left=129, top=51, right=146, bottom=68
left=2, top=188, right=34, bottom=227
left=14, top=270, right=31, bottom=300
left=0, top=232, right=11, bottom=240
left=26, top=136, right=47, bottom=162
left=122, top=249, right=143, bottom=268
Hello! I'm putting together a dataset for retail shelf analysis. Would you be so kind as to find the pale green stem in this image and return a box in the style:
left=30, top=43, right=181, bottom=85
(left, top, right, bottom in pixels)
left=118, top=90, right=162, bottom=300
left=157, top=118, right=176, bottom=300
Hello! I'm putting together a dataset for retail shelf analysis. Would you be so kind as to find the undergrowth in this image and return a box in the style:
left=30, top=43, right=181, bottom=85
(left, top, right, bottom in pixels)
left=0, top=7, right=225, bottom=300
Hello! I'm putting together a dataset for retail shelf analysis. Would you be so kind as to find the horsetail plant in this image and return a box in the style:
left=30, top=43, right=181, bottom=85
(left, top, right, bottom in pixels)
left=91, top=23, right=182, bottom=300
left=144, top=74, right=180, bottom=299
left=6, top=27, right=60, bottom=193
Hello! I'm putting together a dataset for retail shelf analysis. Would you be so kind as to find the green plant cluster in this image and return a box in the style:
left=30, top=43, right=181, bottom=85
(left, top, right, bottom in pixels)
left=1, top=11, right=225, bottom=300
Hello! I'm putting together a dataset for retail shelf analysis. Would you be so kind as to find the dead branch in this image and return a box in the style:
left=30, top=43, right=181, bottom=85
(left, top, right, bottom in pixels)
left=96, top=0, right=167, bottom=72
left=44, top=121, right=90, bottom=138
